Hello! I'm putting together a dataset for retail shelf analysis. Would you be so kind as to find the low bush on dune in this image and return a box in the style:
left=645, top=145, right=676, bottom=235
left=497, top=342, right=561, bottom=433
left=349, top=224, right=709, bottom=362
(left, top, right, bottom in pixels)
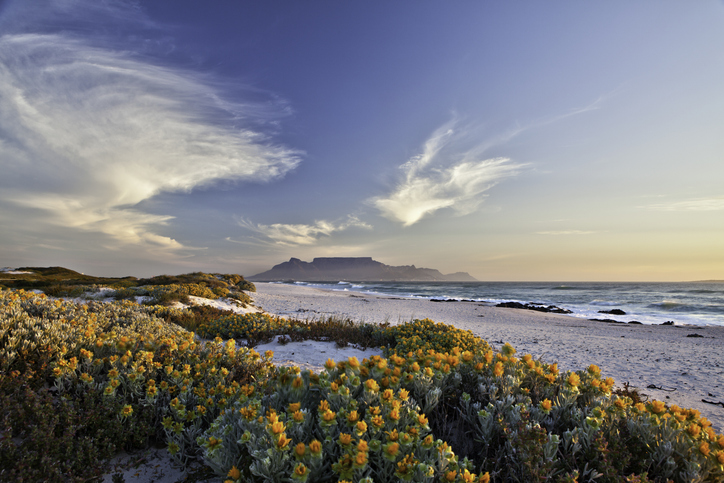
left=1, top=287, right=723, bottom=482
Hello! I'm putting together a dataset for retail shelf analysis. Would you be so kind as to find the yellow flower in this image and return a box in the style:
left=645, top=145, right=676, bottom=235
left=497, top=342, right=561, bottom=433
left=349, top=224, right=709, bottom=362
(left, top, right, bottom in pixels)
left=445, top=470, right=457, bottom=481
left=227, top=466, right=241, bottom=479
left=121, top=405, right=133, bottom=417
left=699, top=442, right=711, bottom=457
left=461, top=469, right=476, bottom=483
left=354, top=451, right=368, bottom=467
left=650, top=400, right=666, bottom=415
left=687, top=424, right=701, bottom=438
left=347, top=356, right=360, bottom=369
left=478, top=472, right=491, bottom=483
left=292, top=463, right=308, bottom=479
left=309, top=439, right=322, bottom=456
left=347, top=410, right=359, bottom=424
left=294, top=442, right=306, bottom=458
left=384, top=442, right=400, bottom=459
left=322, top=409, right=336, bottom=423
left=292, top=410, right=304, bottom=423
left=288, top=402, right=301, bottom=412
left=540, top=399, right=552, bottom=412
left=357, top=439, right=369, bottom=452
left=207, top=437, right=223, bottom=451
left=275, top=434, right=291, bottom=450
left=325, top=358, right=336, bottom=370
left=364, top=379, right=379, bottom=392
left=339, top=433, right=353, bottom=446
left=567, top=373, right=580, bottom=387
left=493, top=361, right=504, bottom=377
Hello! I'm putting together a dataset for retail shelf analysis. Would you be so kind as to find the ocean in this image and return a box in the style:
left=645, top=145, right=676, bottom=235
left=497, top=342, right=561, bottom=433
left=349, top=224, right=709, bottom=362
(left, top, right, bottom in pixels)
left=275, top=281, right=724, bottom=327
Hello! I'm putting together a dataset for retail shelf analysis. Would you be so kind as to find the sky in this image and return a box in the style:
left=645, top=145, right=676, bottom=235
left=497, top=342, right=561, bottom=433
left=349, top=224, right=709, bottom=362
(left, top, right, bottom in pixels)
left=1, top=0, right=723, bottom=281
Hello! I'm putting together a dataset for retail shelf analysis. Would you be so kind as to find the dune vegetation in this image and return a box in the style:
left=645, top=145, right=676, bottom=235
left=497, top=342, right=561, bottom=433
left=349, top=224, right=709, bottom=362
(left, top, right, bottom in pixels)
left=1, top=270, right=723, bottom=482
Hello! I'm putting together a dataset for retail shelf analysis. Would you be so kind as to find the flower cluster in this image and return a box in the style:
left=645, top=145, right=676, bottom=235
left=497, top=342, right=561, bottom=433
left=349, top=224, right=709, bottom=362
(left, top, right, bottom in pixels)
left=374, top=318, right=491, bottom=355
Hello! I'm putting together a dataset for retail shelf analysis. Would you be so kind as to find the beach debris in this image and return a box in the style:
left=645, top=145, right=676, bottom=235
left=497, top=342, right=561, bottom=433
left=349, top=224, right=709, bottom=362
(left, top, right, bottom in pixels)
left=647, top=384, right=676, bottom=392
left=702, top=399, right=724, bottom=408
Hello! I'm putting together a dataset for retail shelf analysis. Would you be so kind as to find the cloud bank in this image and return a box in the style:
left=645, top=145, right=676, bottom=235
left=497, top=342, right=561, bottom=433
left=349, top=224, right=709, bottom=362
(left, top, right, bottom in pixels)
left=0, top=3, right=300, bottom=252
left=642, top=197, right=724, bottom=212
left=371, top=121, right=525, bottom=226
left=239, top=216, right=371, bottom=246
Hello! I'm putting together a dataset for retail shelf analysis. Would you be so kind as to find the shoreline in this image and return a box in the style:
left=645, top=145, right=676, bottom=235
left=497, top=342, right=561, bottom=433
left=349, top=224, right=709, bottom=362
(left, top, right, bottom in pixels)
left=250, top=282, right=724, bottom=432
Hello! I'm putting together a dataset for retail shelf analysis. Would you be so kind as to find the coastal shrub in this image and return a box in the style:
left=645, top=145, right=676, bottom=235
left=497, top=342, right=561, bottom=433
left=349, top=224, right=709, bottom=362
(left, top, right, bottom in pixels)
left=2, top=287, right=723, bottom=482
left=373, top=318, right=491, bottom=355
left=0, top=288, right=275, bottom=481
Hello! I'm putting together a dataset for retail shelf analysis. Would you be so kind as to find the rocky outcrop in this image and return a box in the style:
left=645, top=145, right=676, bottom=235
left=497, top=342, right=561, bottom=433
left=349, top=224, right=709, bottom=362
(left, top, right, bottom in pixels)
left=248, top=257, right=478, bottom=282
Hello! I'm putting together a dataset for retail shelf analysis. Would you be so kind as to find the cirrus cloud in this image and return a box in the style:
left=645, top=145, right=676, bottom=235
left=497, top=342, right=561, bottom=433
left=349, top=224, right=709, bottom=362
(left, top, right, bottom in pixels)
left=0, top=2, right=301, bottom=254
left=370, top=121, right=525, bottom=226
left=238, top=216, right=371, bottom=246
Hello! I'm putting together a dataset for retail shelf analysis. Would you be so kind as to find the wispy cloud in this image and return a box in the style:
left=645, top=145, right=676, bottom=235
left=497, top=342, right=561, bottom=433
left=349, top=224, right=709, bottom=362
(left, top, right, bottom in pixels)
left=642, top=197, right=724, bottom=212
left=0, top=1, right=301, bottom=253
left=238, top=216, right=371, bottom=246
left=371, top=120, right=525, bottom=226
left=536, top=230, right=597, bottom=236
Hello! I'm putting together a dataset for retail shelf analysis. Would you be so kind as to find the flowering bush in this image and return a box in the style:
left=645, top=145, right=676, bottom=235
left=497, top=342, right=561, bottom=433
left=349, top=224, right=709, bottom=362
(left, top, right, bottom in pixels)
left=0, top=288, right=273, bottom=481
left=2, top=286, right=723, bottom=482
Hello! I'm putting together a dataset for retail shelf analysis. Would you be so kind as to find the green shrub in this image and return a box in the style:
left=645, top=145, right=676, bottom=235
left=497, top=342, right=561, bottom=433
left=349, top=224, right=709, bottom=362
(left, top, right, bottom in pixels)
left=2, top=288, right=722, bottom=483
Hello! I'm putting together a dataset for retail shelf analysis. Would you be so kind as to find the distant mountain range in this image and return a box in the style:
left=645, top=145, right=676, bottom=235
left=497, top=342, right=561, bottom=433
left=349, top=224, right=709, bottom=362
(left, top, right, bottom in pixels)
left=248, top=257, right=478, bottom=282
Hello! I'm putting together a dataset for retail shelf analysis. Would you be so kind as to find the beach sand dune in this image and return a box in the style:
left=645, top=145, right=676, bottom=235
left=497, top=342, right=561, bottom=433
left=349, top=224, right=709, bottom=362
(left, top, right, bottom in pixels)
left=250, top=282, right=724, bottom=432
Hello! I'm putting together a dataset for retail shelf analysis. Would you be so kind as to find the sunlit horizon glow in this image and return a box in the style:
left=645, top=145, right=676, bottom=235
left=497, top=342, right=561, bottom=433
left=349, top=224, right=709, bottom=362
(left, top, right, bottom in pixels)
left=1, top=0, right=723, bottom=282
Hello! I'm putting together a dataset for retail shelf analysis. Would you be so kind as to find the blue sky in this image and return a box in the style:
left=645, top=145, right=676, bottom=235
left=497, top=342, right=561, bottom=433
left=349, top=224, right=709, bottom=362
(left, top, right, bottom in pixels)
left=1, top=0, right=723, bottom=280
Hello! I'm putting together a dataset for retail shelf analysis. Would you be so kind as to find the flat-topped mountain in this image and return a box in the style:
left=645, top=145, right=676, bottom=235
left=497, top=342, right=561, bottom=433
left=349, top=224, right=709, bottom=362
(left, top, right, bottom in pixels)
left=248, top=257, right=478, bottom=282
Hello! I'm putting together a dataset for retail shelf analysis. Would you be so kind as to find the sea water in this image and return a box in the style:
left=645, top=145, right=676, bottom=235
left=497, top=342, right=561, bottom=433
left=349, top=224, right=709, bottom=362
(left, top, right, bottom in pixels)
left=278, top=281, right=724, bottom=327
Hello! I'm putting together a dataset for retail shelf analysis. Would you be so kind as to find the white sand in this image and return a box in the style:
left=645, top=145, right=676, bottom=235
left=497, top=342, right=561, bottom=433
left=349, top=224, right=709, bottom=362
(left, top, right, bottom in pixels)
left=250, top=282, right=724, bottom=432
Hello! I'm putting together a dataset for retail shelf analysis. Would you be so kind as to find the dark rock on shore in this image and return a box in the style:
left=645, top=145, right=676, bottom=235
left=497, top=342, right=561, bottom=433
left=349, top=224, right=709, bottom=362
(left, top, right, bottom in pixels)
left=430, top=298, right=475, bottom=302
left=496, top=301, right=572, bottom=314
left=589, top=318, right=625, bottom=324
left=599, top=309, right=627, bottom=315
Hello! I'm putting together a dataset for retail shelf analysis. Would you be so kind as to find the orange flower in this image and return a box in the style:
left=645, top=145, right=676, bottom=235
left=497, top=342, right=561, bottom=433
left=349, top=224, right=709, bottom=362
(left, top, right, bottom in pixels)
left=294, top=442, right=306, bottom=458
left=227, top=466, right=241, bottom=479
left=567, top=373, right=580, bottom=387
left=493, top=361, right=504, bottom=377
left=309, top=439, right=322, bottom=456
left=649, top=400, right=666, bottom=415
left=275, top=434, right=291, bottom=450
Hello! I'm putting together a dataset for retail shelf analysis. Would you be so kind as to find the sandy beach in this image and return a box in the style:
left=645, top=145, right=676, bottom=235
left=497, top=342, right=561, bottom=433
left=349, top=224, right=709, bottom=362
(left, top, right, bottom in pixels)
left=250, top=282, right=724, bottom=433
